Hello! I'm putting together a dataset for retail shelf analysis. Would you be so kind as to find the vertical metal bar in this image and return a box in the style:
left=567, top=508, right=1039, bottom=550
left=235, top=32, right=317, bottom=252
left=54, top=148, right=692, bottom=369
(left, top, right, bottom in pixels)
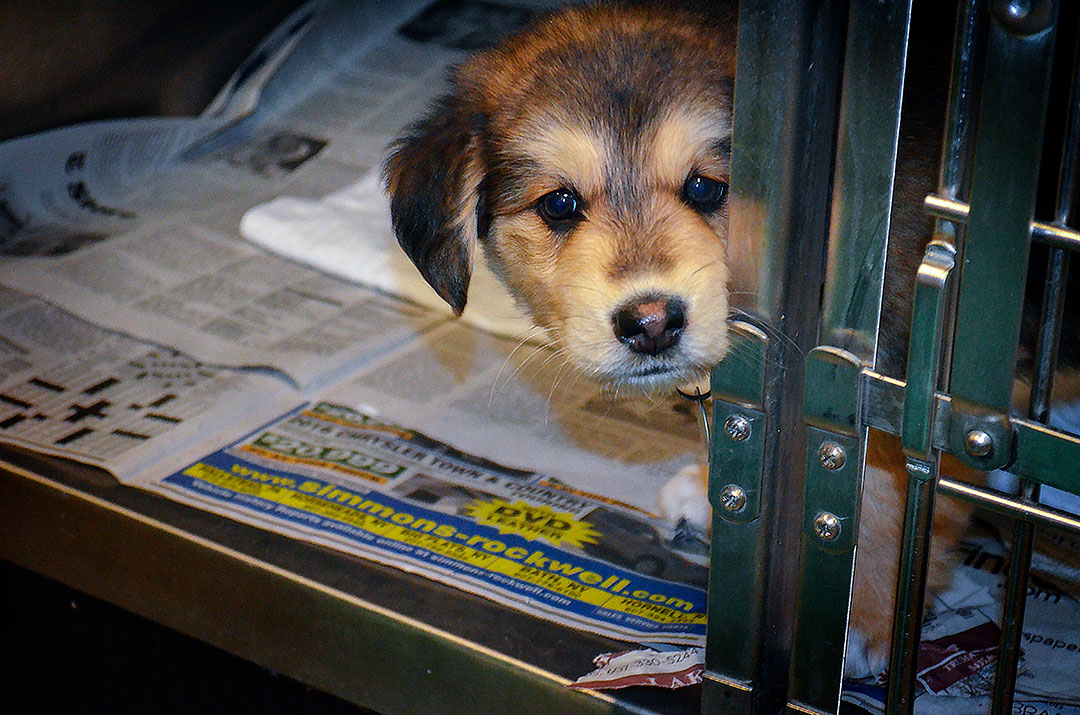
left=948, top=0, right=1058, bottom=470
left=991, top=482, right=1039, bottom=713
left=785, top=1, right=912, bottom=711
left=936, top=0, right=987, bottom=211
left=818, top=0, right=913, bottom=359
left=787, top=348, right=864, bottom=714
left=992, top=19, right=1080, bottom=712
left=885, top=461, right=938, bottom=712
left=888, top=242, right=956, bottom=713
left=933, top=0, right=987, bottom=395
left=707, top=324, right=770, bottom=707
left=880, top=6, right=984, bottom=709
left=705, top=0, right=847, bottom=711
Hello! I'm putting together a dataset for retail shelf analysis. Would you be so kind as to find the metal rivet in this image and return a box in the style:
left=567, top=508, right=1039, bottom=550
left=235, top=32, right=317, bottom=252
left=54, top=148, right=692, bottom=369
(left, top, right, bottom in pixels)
left=724, top=415, right=751, bottom=442
left=992, top=0, right=1052, bottom=35
left=813, top=512, right=841, bottom=541
left=818, top=441, right=846, bottom=470
left=964, top=429, right=994, bottom=458
left=718, top=484, right=747, bottom=513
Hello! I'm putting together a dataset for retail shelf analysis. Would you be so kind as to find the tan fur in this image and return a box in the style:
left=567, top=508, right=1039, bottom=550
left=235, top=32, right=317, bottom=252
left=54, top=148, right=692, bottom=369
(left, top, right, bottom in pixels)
left=849, top=431, right=982, bottom=657
left=649, top=108, right=733, bottom=182
left=384, top=2, right=740, bottom=387
left=510, top=123, right=610, bottom=201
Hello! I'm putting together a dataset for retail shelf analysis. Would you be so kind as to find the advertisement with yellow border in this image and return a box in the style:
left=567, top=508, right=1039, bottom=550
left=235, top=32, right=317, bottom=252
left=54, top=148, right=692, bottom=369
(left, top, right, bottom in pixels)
left=161, top=401, right=708, bottom=644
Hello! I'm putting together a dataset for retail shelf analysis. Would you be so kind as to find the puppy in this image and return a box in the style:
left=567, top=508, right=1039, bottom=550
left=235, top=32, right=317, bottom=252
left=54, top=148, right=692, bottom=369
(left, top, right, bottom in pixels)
left=383, top=0, right=1057, bottom=675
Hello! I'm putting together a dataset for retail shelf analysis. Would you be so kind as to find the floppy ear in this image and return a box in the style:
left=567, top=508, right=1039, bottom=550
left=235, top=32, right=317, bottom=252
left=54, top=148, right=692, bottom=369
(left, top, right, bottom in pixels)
left=383, top=94, right=483, bottom=315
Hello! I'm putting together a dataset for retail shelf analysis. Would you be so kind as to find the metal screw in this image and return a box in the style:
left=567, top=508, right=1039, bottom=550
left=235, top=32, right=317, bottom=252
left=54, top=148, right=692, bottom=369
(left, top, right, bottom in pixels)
left=818, top=441, right=846, bottom=470
left=813, top=512, right=841, bottom=541
left=964, top=429, right=994, bottom=458
left=718, top=484, right=747, bottom=512
left=724, top=415, right=751, bottom=442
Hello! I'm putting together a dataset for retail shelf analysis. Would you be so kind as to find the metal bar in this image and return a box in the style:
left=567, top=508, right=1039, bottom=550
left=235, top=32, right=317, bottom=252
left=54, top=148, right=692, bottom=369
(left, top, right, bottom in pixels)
left=900, top=242, right=957, bottom=461
left=860, top=371, right=1080, bottom=495
left=706, top=0, right=847, bottom=710
left=993, top=22, right=1080, bottom=710
left=931, top=0, right=986, bottom=395
left=706, top=323, right=771, bottom=698
left=935, top=0, right=986, bottom=208
left=924, top=195, right=1080, bottom=252
left=937, top=477, right=1080, bottom=536
left=950, top=0, right=1058, bottom=421
left=886, top=458, right=941, bottom=714
left=1011, top=419, right=1080, bottom=493
left=785, top=1, right=911, bottom=710
left=788, top=348, right=864, bottom=714
left=819, top=0, right=912, bottom=359
left=992, top=484, right=1039, bottom=713
left=1030, top=250, right=1072, bottom=421
left=947, top=0, right=1059, bottom=471
left=887, top=240, right=957, bottom=714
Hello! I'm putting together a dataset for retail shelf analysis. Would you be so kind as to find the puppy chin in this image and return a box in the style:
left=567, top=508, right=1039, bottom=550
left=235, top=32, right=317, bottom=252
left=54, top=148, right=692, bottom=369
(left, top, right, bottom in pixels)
left=596, top=354, right=712, bottom=393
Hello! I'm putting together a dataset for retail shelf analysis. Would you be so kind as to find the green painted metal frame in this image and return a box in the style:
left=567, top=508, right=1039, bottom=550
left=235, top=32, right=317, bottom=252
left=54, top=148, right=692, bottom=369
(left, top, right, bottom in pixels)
left=887, top=240, right=957, bottom=712
left=707, top=0, right=1080, bottom=713
left=704, top=0, right=847, bottom=711
left=947, top=1, right=1059, bottom=472
left=787, top=0, right=913, bottom=711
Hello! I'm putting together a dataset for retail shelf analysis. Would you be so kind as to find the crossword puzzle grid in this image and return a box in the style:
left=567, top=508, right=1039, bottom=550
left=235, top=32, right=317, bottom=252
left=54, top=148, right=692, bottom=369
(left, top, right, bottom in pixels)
left=0, top=347, right=234, bottom=462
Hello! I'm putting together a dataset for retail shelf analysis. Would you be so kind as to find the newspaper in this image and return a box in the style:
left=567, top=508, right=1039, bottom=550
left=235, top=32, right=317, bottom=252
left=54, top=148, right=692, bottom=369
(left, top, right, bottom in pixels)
left=0, top=0, right=462, bottom=387
left=143, top=397, right=709, bottom=644
left=120, top=314, right=711, bottom=644
left=569, top=646, right=706, bottom=690
left=0, top=286, right=291, bottom=481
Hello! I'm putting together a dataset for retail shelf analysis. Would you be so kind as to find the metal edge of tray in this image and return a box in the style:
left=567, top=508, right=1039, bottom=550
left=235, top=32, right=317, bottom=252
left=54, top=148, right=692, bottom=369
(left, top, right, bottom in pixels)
left=0, top=447, right=699, bottom=715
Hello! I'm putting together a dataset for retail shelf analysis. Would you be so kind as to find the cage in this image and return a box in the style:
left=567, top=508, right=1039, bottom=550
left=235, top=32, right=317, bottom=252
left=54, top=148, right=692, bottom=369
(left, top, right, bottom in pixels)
left=705, top=0, right=1080, bottom=712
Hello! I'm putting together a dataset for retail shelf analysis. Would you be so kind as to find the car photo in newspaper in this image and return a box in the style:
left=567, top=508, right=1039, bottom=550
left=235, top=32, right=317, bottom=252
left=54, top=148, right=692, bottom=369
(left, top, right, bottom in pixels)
left=156, top=399, right=709, bottom=645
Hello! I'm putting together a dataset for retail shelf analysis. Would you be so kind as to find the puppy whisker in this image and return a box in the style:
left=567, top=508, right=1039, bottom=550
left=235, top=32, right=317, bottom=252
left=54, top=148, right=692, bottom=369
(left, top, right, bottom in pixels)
left=490, top=326, right=546, bottom=409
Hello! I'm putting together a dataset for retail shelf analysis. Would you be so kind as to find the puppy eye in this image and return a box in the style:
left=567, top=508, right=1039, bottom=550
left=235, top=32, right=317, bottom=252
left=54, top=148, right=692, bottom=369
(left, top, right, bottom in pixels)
left=682, top=175, right=728, bottom=212
left=537, top=188, right=581, bottom=224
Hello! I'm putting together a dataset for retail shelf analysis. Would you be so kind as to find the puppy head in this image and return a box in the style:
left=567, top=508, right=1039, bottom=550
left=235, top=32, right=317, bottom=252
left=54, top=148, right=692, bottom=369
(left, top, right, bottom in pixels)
left=385, top=3, right=737, bottom=390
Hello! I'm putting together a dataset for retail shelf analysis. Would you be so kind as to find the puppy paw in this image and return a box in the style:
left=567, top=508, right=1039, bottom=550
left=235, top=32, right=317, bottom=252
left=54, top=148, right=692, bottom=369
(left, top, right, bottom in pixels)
left=844, top=626, right=889, bottom=680
left=657, top=463, right=711, bottom=533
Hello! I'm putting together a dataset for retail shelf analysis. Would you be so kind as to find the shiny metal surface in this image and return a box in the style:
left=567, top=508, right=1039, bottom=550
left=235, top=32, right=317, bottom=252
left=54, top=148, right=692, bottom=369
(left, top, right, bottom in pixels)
left=783, top=1, right=912, bottom=711
left=888, top=237, right=958, bottom=713
left=924, top=194, right=1080, bottom=251
left=993, top=17, right=1080, bottom=709
left=886, top=457, right=940, bottom=714
left=788, top=350, right=864, bottom=713
left=709, top=0, right=847, bottom=710
left=0, top=448, right=692, bottom=715
left=819, top=0, right=912, bottom=362
left=948, top=0, right=1058, bottom=425
left=901, top=241, right=957, bottom=462
left=937, top=477, right=1080, bottom=535
left=860, top=371, right=1080, bottom=496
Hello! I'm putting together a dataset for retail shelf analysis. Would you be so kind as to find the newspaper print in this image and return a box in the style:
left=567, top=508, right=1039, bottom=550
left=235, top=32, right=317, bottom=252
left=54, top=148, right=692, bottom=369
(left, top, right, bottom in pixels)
left=152, top=400, right=709, bottom=644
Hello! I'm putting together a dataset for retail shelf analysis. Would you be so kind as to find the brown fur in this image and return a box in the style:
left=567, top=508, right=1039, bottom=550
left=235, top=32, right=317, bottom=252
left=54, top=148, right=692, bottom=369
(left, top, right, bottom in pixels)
left=383, top=0, right=992, bottom=665
left=385, top=2, right=737, bottom=388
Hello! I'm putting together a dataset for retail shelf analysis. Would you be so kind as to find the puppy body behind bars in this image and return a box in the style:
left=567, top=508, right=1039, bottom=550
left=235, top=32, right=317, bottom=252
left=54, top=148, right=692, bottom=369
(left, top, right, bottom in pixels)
left=384, top=1, right=965, bottom=674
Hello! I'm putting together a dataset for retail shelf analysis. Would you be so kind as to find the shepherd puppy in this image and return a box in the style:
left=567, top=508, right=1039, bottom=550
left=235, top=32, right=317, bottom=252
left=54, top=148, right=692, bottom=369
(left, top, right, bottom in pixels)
left=384, top=0, right=971, bottom=674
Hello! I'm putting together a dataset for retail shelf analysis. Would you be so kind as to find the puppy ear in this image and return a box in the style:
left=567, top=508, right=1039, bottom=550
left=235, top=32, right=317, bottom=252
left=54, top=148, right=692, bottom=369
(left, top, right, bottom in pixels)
left=383, top=94, right=482, bottom=315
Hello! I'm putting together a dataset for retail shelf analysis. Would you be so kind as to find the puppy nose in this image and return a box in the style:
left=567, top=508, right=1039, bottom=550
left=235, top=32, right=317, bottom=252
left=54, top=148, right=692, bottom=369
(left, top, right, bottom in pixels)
left=612, top=297, right=686, bottom=355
